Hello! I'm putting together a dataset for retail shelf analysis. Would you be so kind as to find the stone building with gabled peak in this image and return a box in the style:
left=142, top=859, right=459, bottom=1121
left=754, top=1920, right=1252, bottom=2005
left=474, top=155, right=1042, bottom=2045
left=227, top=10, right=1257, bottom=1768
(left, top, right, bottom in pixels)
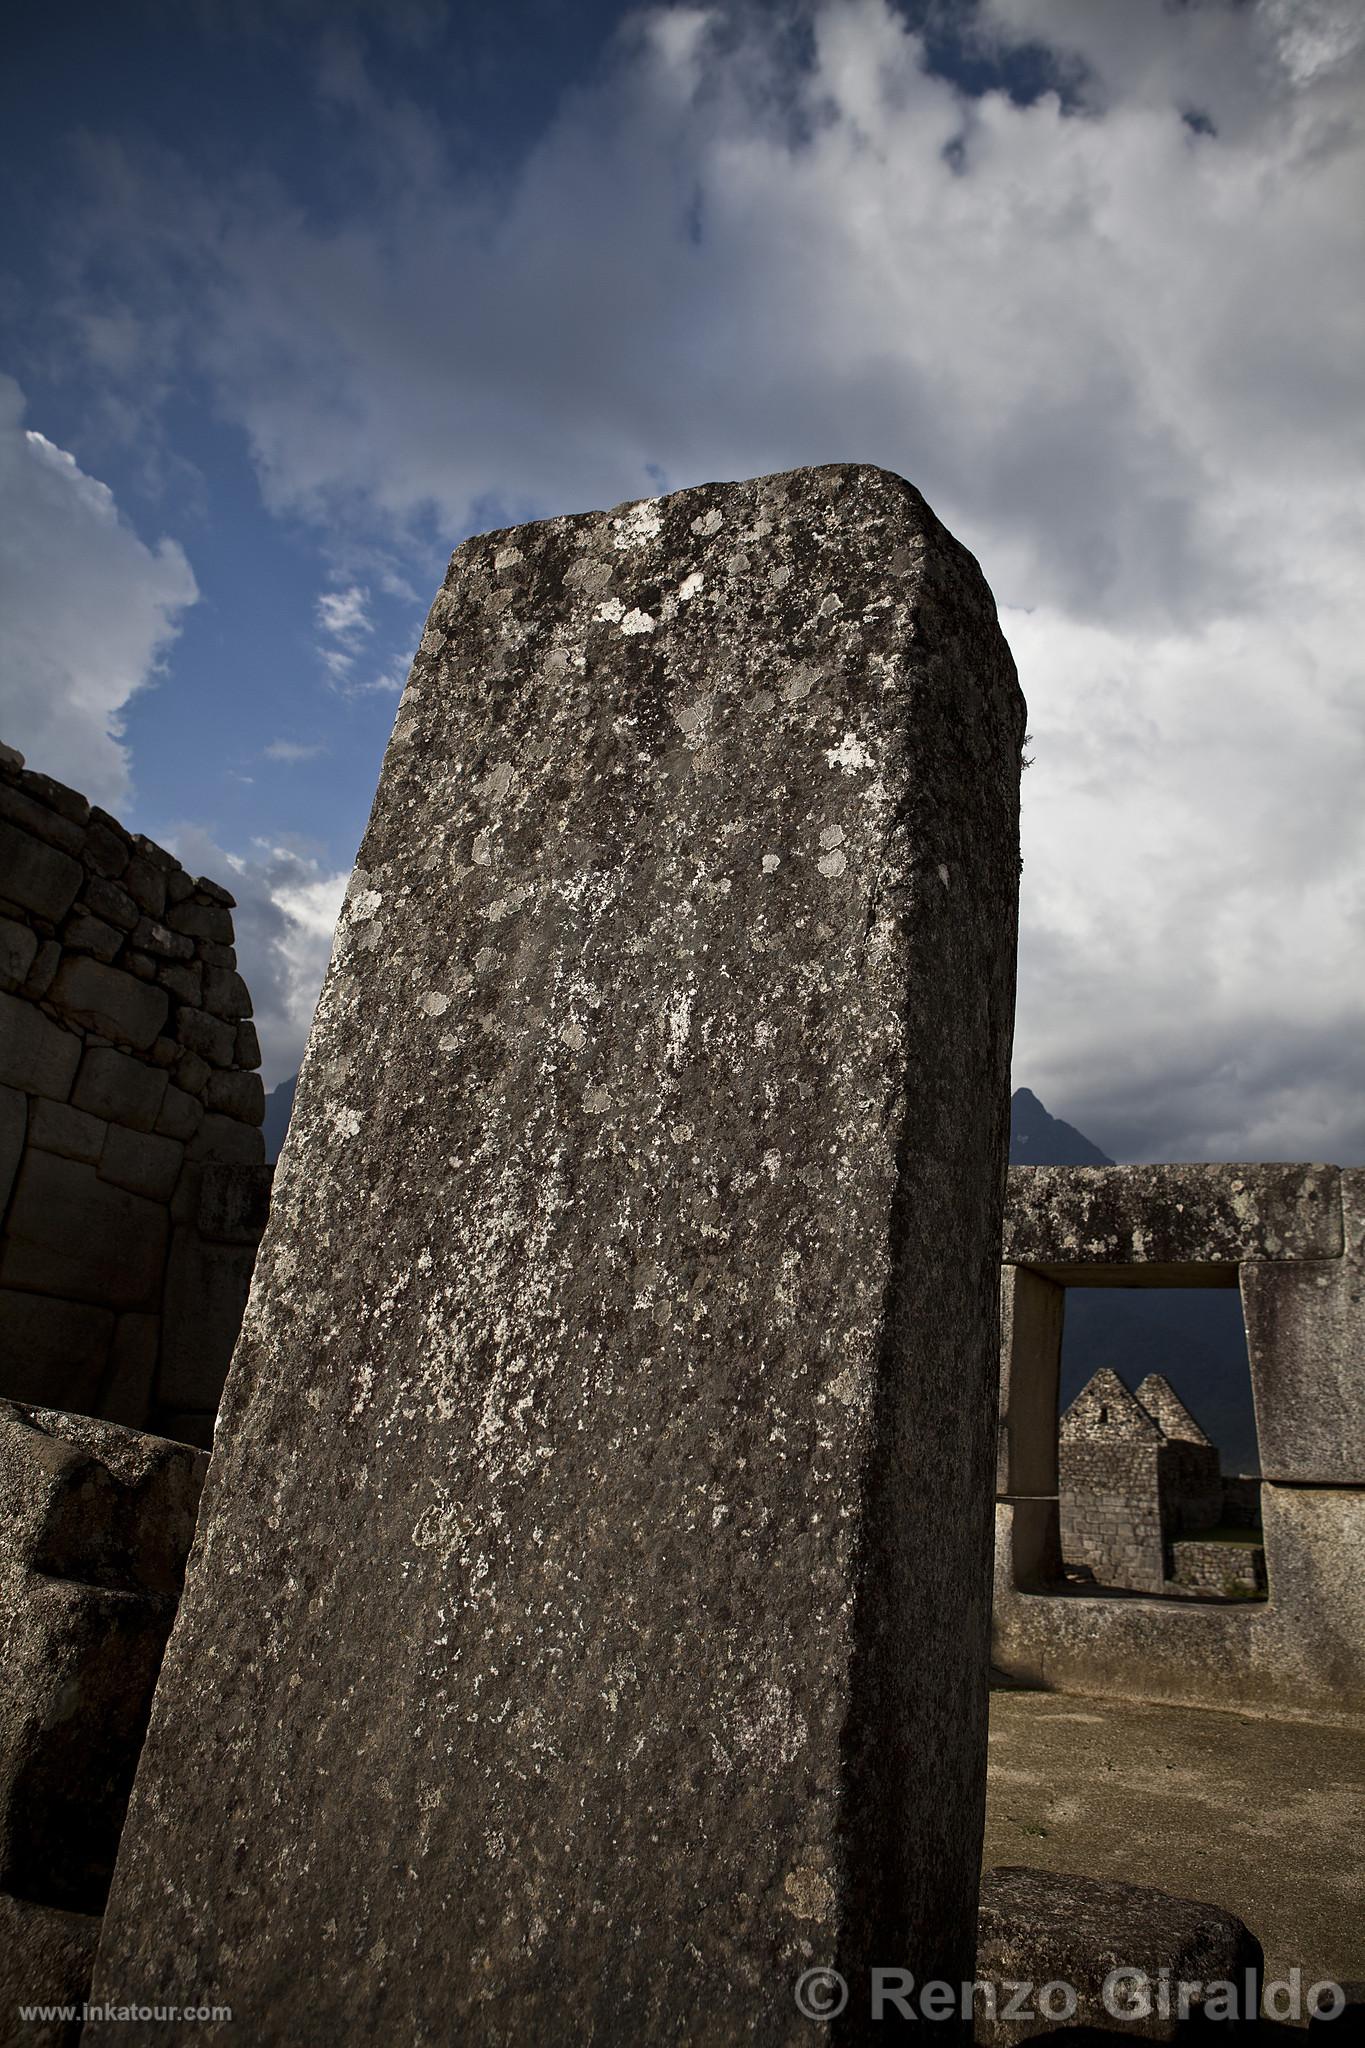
left=1059, top=1367, right=1223, bottom=1594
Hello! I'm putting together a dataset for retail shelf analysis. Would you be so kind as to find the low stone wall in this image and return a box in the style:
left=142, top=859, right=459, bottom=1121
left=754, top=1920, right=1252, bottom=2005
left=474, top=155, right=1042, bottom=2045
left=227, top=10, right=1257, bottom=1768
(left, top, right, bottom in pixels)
left=1170, top=1537, right=1266, bottom=1600
left=0, top=745, right=271, bottom=1444
left=0, top=1399, right=207, bottom=1916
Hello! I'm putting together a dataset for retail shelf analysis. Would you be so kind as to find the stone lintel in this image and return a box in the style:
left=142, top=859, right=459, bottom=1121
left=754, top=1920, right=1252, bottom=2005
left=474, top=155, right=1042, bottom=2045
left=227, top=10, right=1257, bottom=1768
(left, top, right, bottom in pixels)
left=1004, top=1164, right=1341, bottom=1271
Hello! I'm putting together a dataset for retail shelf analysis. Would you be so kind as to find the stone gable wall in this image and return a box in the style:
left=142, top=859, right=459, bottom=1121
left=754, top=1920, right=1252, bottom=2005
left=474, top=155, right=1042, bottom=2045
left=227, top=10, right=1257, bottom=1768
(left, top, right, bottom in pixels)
left=0, top=744, right=271, bottom=1445
left=1059, top=1436, right=1167, bottom=1591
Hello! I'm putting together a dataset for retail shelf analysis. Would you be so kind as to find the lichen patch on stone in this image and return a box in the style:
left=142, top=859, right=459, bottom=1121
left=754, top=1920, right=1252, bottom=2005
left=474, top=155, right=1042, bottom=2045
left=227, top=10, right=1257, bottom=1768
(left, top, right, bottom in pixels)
left=612, top=499, right=663, bottom=550
left=826, top=733, right=872, bottom=774
left=783, top=1867, right=834, bottom=1921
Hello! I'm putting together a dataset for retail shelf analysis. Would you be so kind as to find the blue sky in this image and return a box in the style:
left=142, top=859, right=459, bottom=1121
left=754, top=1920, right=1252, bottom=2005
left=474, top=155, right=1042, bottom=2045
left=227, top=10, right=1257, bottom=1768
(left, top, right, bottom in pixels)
left=2, top=0, right=1362, bottom=1162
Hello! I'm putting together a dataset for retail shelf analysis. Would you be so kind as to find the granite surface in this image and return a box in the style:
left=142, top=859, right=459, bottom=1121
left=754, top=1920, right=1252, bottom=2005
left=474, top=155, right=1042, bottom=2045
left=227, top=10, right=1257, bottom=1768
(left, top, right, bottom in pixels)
left=91, top=465, right=1025, bottom=2044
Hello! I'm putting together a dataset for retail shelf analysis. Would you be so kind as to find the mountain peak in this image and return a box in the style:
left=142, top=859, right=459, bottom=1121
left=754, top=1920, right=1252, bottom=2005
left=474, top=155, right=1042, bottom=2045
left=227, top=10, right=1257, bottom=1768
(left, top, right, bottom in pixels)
left=1010, top=1088, right=1116, bottom=1167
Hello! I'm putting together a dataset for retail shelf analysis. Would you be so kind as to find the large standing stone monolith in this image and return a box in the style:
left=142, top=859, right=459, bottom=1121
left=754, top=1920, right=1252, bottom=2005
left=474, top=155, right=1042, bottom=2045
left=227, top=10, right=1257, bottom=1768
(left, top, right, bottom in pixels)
left=91, top=466, right=1025, bottom=2044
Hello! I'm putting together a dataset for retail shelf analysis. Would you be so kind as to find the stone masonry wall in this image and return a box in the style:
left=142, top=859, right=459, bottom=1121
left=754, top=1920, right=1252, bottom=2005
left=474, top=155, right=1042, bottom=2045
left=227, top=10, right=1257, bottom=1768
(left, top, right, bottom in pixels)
left=0, top=744, right=271, bottom=1446
left=1169, top=1536, right=1267, bottom=1599
left=1059, top=1437, right=1167, bottom=1592
left=1158, top=1438, right=1221, bottom=1537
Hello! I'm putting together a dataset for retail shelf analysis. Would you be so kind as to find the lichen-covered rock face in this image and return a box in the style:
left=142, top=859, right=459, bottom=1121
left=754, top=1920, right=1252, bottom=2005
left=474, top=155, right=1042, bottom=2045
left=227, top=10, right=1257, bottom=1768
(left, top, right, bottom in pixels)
left=92, top=465, right=1025, bottom=2045
left=976, top=1866, right=1263, bottom=2046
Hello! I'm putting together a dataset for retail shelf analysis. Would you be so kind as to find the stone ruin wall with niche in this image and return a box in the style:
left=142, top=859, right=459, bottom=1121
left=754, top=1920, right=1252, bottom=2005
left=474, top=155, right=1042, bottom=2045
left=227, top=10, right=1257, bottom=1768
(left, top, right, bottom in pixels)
left=994, top=1162, right=1365, bottom=1722
left=1058, top=1371, right=1226, bottom=1595
left=0, top=743, right=272, bottom=1448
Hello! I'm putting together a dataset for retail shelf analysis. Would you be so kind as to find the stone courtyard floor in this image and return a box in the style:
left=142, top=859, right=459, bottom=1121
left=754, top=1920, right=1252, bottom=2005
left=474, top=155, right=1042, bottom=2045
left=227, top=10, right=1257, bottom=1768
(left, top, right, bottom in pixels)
left=984, top=1688, right=1365, bottom=2002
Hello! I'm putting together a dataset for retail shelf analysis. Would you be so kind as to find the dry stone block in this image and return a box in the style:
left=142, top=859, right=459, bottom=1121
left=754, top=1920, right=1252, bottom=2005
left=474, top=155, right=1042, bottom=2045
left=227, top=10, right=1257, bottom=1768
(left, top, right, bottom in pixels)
left=82, top=819, right=130, bottom=878
left=0, top=993, right=80, bottom=1100
left=131, top=833, right=176, bottom=875
left=92, top=466, right=1025, bottom=2043
left=71, top=1046, right=168, bottom=1133
left=0, top=1087, right=24, bottom=1211
left=0, top=1290, right=113, bottom=1411
left=129, top=916, right=193, bottom=963
left=19, top=772, right=88, bottom=827
left=1, top=1577, right=172, bottom=1912
left=165, top=899, right=233, bottom=944
left=193, top=875, right=236, bottom=908
left=203, top=1068, right=264, bottom=1125
left=201, top=966, right=251, bottom=1019
left=82, top=876, right=139, bottom=932
left=0, top=915, right=38, bottom=990
left=0, top=822, right=82, bottom=922
left=0, top=779, right=86, bottom=857
left=28, top=1099, right=106, bottom=1166
left=60, top=908, right=124, bottom=962
left=175, top=1005, right=236, bottom=1069
left=157, top=1230, right=258, bottom=1412
left=197, top=1162, right=273, bottom=1245
left=0, top=1891, right=101, bottom=2047
left=122, top=854, right=166, bottom=918
left=186, top=1112, right=264, bottom=1165
left=99, top=1314, right=160, bottom=1430
left=154, top=1083, right=203, bottom=1143
left=156, top=961, right=202, bottom=1007
left=98, top=1125, right=184, bottom=1203
left=996, top=1263, right=1064, bottom=1498
left=1241, top=1168, right=1365, bottom=1486
left=234, top=1019, right=261, bottom=1070
left=0, top=1403, right=208, bottom=1916
left=976, top=1867, right=1262, bottom=2045
left=20, top=940, right=60, bottom=1002
left=48, top=958, right=168, bottom=1051
left=173, top=1048, right=210, bottom=1098
left=0, top=1153, right=167, bottom=1309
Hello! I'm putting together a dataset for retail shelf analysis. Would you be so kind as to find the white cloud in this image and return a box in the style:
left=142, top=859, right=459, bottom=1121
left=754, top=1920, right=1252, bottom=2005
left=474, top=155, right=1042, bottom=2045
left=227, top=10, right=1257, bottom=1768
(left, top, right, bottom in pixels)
left=264, top=738, right=327, bottom=761
left=313, top=580, right=399, bottom=694
left=0, top=375, right=197, bottom=807
left=50, top=0, right=1365, bottom=1157
left=315, top=583, right=372, bottom=639
left=346, top=652, right=410, bottom=697
left=163, top=823, right=349, bottom=1090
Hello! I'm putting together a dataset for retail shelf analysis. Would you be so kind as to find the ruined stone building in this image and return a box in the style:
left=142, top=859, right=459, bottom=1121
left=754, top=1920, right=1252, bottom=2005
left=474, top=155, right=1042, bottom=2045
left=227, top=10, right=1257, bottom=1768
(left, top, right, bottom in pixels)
left=1058, top=1366, right=1263, bottom=1598
left=0, top=743, right=271, bottom=1447
left=1, top=471, right=1361, bottom=2036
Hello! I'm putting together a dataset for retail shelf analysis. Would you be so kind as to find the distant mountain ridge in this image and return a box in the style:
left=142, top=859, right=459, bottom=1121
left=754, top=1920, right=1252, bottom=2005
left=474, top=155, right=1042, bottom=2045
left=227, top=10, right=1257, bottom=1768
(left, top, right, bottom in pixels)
left=261, top=1072, right=297, bottom=1164
left=260, top=1073, right=1259, bottom=1470
left=1008, top=1086, right=1115, bottom=1167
